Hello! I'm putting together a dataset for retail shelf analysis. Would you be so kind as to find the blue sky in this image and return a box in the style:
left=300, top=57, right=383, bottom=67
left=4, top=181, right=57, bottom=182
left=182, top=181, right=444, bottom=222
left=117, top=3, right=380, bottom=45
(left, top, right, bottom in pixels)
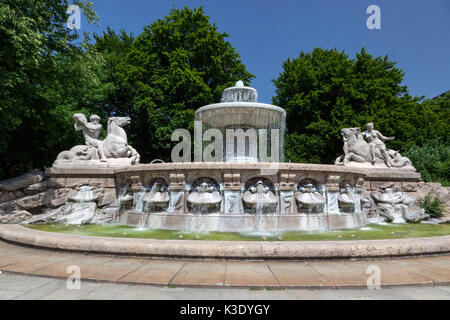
left=79, top=0, right=450, bottom=104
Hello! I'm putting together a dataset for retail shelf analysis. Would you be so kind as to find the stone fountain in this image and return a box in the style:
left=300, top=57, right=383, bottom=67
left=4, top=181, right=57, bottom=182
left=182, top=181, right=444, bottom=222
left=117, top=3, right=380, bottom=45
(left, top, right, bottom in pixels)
left=0, top=81, right=439, bottom=231
left=195, top=80, right=286, bottom=162
left=114, top=82, right=368, bottom=232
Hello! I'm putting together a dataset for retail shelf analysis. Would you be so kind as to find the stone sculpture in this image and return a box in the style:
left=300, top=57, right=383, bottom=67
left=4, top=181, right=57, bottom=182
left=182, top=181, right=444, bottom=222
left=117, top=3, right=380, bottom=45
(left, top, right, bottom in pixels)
left=242, top=180, right=278, bottom=213
left=187, top=182, right=222, bottom=214
left=74, top=114, right=106, bottom=161
left=362, top=122, right=394, bottom=166
left=3, top=83, right=448, bottom=232
left=57, top=186, right=97, bottom=225
left=142, top=181, right=170, bottom=212
left=295, top=184, right=326, bottom=213
left=337, top=185, right=355, bottom=212
left=335, top=124, right=412, bottom=168
left=371, top=182, right=428, bottom=223
left=55, top=114, right=140, bottom=165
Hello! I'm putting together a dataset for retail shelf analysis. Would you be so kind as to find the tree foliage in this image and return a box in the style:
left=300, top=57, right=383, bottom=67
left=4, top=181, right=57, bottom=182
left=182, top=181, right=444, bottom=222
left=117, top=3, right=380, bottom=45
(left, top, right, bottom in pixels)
left=109, top=7, right=254, bottom=162
left=1, top=3, right=447, bottom=187
left=272, top=47, right=447, bottom=164
left=402, top=94, right=449, bottom=185
left=0, top=0, right=100, bottom=178
left=93, top=27, right=136, bottom=117
left=404, top=138, right=450, bottom=186
left=0, top=4, right=253, bottom=178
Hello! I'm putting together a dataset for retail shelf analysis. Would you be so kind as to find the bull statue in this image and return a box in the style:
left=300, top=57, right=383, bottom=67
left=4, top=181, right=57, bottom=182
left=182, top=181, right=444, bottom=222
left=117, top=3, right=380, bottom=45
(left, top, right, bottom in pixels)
left=335, top=125, right=412, bottom=168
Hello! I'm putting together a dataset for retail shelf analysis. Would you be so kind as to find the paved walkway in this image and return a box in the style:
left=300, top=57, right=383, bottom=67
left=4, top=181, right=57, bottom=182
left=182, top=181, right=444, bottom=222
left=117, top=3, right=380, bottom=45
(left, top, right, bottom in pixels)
left=0, top=240, right=449, bottom=289
left=0, top=272, right=449, bottom=300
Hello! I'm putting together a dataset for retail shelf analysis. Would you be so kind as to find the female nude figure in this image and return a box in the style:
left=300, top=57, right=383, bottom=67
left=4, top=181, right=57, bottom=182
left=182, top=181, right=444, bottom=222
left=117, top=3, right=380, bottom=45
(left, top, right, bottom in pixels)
left=362, top=122, right=395, bottom=167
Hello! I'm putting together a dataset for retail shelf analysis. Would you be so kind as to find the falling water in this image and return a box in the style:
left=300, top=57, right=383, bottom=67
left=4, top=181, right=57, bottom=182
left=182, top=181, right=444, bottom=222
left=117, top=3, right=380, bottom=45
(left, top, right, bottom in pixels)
left=325, top=185, right=340, bottom=214
left=59, top=186, right=97, bottom=225
left=118, top=185, right=128, bottom=199
left=386, top=188, right=405, bottom=223
left=272, top=188, right=280, bottom=233
left=184, top=213, right=195, bottom=232
left=254, top=194, right=264, bottom=233
left=346, top=186, right=365, bottom=228
left=144, top=183, right=158, bottom=213
left=133, top=187, right=146, bottom=212
left=129, top=187, right=148, bottom=230
left=167, top=192, right=183, bottom=213
left=248, top=192, right=277, bottom=236
left=344, top=187, right=356, bottom=212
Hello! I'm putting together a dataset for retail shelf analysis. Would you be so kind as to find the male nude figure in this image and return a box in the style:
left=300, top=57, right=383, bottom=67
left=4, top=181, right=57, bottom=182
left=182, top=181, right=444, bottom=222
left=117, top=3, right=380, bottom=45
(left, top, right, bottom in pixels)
left=73, top=114, right=107, bottom=161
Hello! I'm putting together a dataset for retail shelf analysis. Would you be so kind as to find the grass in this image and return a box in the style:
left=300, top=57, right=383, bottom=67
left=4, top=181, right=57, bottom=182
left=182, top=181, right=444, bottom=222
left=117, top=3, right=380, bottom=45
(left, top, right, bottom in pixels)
left=25, top=222, right=450, bottom=241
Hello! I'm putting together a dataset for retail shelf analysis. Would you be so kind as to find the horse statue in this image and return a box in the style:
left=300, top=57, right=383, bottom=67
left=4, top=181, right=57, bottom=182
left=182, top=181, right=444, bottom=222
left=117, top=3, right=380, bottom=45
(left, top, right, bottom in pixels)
left=102, top=116, right=140, bottom=163
left=335, top=127, right=411, bottom=168
left=55, top=115, right=140, bottom=164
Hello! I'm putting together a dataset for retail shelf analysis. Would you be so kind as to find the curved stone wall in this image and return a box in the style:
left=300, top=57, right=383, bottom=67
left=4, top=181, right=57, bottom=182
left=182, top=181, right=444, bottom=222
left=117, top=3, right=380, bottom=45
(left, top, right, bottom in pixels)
left=113, top=163, right=367, bottom=232
left=3, top=162, right=441, bottom=231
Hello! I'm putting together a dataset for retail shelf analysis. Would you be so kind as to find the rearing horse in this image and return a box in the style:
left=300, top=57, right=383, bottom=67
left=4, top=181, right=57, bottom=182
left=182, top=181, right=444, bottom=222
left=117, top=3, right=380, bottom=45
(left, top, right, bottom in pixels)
left=102, top=117, right=140, bottom=164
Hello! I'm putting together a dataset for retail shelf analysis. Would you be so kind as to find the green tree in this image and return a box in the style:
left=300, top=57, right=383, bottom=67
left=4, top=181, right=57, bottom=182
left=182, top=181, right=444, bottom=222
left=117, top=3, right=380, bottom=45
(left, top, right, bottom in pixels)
left=0, top=0, right=99, bottom=178
left=115, top=7, right=254, bottom=162
left=42, top=42, right=112, bottom=151
left=404, top=139, right=449, bottom=186
left=93, top=27, right=136, bottom=117
left=272, top=47, right=445, bottom=164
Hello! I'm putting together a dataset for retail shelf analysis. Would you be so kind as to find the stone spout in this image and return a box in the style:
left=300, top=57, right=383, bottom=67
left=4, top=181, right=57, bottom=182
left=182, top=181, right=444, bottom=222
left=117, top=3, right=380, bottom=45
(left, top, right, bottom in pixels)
left=242, top=181, right=278, bottom=213
left=295, top=184, right=326, bottom=213
left=142, top=183, right=170, bottom=211
left=337, top=185, right=355, bottom=212
left=187, top=182, right=222, bottom=214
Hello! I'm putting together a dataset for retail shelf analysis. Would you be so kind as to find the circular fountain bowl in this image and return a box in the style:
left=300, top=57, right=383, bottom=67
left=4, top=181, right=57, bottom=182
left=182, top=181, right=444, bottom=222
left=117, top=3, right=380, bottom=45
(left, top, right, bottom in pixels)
left=195, top=102, right=286, bottom=129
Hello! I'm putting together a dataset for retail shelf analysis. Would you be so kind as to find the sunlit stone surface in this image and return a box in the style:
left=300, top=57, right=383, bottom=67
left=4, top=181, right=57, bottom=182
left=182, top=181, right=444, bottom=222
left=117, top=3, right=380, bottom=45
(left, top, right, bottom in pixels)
left=2, top=82, right=441, bottom=233
left=195, top=81, right=286, bottom=162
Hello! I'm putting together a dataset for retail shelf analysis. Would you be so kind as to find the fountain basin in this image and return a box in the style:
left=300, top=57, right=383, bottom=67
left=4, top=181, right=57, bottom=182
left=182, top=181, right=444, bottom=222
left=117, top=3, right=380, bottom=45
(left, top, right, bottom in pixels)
left=43, top=161, right=422, bottom=233
left=195, top=102, right=286, bottom=130
left=119, top=211, right=367, bottom=233
left=112, top=162, right=367, bottom=232
left=195, top=102, right=287, bottom=162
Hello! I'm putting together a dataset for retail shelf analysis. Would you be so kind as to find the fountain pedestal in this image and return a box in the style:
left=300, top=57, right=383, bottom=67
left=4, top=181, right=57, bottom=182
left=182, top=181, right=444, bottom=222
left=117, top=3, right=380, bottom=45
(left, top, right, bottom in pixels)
left=195, top=81, right=286, bottom=163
